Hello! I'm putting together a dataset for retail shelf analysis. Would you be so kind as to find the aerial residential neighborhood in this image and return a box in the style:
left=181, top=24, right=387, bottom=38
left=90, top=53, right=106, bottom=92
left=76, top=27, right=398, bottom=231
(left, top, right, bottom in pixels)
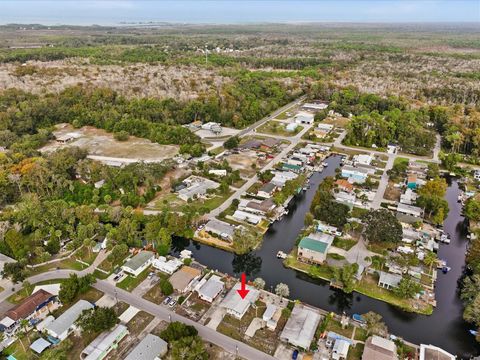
left=0, top=1, right=478, bottom=359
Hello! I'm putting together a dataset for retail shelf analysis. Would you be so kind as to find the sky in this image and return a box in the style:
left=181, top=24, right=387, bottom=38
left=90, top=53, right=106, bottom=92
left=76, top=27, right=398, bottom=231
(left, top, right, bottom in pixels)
left=0, top=0, right=478, bottom=25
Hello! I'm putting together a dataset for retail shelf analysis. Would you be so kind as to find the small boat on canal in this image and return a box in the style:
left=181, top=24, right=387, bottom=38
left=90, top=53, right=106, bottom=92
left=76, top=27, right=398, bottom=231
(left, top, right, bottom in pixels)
left=277, top=251, right=287, bottom=259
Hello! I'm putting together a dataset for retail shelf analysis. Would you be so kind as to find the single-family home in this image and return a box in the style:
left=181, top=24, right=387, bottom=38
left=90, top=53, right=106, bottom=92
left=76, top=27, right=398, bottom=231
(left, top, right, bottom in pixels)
left=124, top=334, right=168, bottom=360
left=121, top=251, right=154, bottom=277
left=282, top=163, right=303, bottom=173
left=232, top=210, right=262, bottom=225
left=45, top=300, right=94, bottom=341
left=151, top=256, right=183, bottom=275
left=280, top=304, right=321, bottom=349
left=335, top=179, right=354, bottom=193
left=240, top=139, right=262, bottom=150
left=82, top=324, right=129, bottom=360
left=271, top=171, right=298, bottom=187
left=178, top=176, right=220, bottom=201
left=297, top=233, right=334, bottom=264
left=334, top=191, right=356, bottom=209
left=326, top=332, right=353, bottom=360
left=400, top=188, right=416, bottom=205
left=397, top=203, right=423, bottom=218
left=220, top=282, right=260, bottom=319
left=294, top=112, right=314, bottom=125
left=203, top=219, right=236, bottom=242
left=341, top=165, right=369, bottom=184
left=239, top=199, right=276, bottom=216
left=169, top=266, right=202, bottom=293
left=260, top=137, right=281, bottom=151
left=407, top=174, right=418, bottom=189
left=0, top=289, right=58, bottom=333
left=196, top=275, right=224, bottom=303
left=316, top=222, right=341, bottom=236
left=353, top=154, right=373, bottom=166
left=362, top=336, right=398, bottom=360
left=257, top=182, right=277, bottom=199
left=378, top=271, right=403, bottom=290
left=419, top=344, right=455, bottom=360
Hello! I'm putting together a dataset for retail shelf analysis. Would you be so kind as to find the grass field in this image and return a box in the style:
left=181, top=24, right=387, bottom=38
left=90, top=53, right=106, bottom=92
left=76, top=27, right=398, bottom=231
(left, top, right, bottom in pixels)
left=116, top=266, right=151, bottom=292
left=256, top=120, right=302, bottom=137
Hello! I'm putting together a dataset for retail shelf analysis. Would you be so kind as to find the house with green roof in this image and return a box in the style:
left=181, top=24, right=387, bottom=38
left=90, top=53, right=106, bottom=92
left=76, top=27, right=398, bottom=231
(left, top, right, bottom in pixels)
left=121, top=251, right=154, bottom=277
left=282, top=163, right=303, bottom=173
left=297, top=232, right=334, bottom=264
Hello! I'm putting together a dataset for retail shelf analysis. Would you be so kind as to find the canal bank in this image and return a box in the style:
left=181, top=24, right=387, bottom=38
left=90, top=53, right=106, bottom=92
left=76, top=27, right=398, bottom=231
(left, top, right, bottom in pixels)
left=173, top=155, right=479, bottom=356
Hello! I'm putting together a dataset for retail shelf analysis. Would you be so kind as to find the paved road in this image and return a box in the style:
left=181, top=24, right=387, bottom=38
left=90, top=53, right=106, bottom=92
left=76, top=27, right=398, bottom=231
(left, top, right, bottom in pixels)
left=208, top=123, right=313, bottom=218
left=0, top=256, right=275, bottom=360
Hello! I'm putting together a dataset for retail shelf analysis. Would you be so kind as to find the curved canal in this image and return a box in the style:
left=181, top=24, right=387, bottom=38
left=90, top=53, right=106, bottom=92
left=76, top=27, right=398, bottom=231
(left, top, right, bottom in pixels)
left=173, top=155, right=479, bottom=356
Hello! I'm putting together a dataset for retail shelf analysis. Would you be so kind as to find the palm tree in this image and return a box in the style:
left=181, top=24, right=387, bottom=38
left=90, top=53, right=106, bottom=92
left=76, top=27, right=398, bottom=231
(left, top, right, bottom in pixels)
left=424, top=251, right=438, bottom=275
left=18, top=319, right=30, bottom=352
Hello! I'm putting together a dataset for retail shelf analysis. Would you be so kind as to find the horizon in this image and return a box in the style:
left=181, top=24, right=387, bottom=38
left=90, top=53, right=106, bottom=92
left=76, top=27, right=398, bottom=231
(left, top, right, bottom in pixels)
left=1, top=0, right=478, bottom=25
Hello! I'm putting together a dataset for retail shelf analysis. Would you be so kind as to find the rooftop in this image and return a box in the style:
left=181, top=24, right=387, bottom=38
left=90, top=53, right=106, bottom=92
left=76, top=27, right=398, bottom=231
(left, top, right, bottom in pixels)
left=169, top=265, right=202, bottom=292
left=197, top=275, right=224, bottom=300
left=378, top=271, right=402, bottom=288
left=259, top=182, right=276, bottom=194
left=30, top=337, right=51, bottom=354
left=204, top=219, right=236, bottom=237
left=298, top=233, right=334, bottom=254
left=419, top=344, right=455, bottom=360
left=123, top=251, right=154, bottom=272
left=221, top=282, right=260, bottom=316
left=362, top=336, right=397, bottom=360
left=280, top=304, right=321, bottom=349
left=83, top=324, right=128, bottom=360
left=46, top=300, right=94, bottom=338
left=124, top=334, right=168, bottom=360
left=5, top=289, right=54, bottom=321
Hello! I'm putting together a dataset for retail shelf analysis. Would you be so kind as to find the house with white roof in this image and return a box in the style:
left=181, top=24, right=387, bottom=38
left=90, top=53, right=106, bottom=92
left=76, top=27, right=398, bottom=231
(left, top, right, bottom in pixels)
left=82, top=324, right=129, bottom=360
left=220, top=283, right=260, bottom=319
left=195, top=275, right=224, bottom=303
left=280, top=303, right=321, bottom=349
left=121, top=251, right=154, bottom=277
left=151, top=256, right=183, bottom=275
left=294, top=112, right=314, bottom=125
left=45, top=300, right=94, bottom=341
left=124, top=334, right=168, bottom=360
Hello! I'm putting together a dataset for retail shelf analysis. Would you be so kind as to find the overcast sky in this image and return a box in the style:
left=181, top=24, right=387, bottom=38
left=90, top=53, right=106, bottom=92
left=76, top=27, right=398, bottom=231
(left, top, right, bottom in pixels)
left=1, top=0, right=478, bottom=25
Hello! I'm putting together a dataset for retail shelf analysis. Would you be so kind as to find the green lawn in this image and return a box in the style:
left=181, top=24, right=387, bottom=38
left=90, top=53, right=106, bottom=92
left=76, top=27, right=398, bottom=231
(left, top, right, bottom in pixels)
left=8, top=279, right=62, bottom=304
left=333, top=237, right=357, bottom=251
left=325, top=319, right=354, bottom=338
left=256, top=120, right=302, bottom=137
left=117, top=266, right=151, bottom=292
left=154, top=190, right=233, bottom=213
left=394, top=157, right=409, bottom=167
left=347, top=344, right=365, bottom=360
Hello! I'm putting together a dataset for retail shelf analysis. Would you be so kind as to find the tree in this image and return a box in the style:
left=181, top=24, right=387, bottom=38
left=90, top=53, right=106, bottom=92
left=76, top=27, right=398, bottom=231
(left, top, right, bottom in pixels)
left=2, top=261, right=28, bottom=283
left=363, top=311, right=388, bottom=337
left=426, top=163, right=440, bottom=179
left=76, top=307, right=118, bottom=333
left=159, top=278, right=174, bottom=296
left=160, top=321, right=198, bottom=342
left=417, top=178, right=449, bottom=224
left=464, top=295, right=480, bottom=327
left=114, top=130, right=129, bottom=141
left=393, top=277, right=422, bottom=299
left=224, top=136, right=240, bottom=149
left=304, top=212, right=314, bottom=227
left=253, top=277, right=266, bottom=289
left=170, top=335, right=208, bottom=360
left=331, top=264, right=358, bottom=293
left=22, top=280, right=33, bottom=295
left=465, top=198, right=480, bottom=222
left=423, top=251, right=438, bottom=275
left=363, top=209, right=402, bottom=243
left=59, top=274, right=95, bottom=304
left=275, top=283, right=290, bottom=300
left=232, top=227, right=261, bottom=254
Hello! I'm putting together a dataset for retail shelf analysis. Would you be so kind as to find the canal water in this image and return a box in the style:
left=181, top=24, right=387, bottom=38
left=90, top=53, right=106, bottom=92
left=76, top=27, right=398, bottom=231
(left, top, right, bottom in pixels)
left=173, top=155, right=479, bottom=357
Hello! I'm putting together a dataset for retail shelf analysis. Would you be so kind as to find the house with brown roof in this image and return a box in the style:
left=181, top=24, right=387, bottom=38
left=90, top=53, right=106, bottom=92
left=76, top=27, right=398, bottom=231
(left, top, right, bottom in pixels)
left=335, top=179, right=354, bottom=193
left=169, top=266, right=202, bottom=293
left=362, top=336, right=398, bottom=360
left=260, top=138, right=281, bottom=151
left=0, top=289, right=58, bottom=333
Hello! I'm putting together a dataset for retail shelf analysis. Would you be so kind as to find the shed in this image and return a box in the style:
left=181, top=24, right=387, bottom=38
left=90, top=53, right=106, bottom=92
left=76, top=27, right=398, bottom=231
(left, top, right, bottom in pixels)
left=30, top=338, right=51, bottom=354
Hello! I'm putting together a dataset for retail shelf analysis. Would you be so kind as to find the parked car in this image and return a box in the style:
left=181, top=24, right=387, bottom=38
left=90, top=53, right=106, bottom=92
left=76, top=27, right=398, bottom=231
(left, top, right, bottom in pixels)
left=292, top=349, right=299, bottom=360
left=113, top=273, right=123, bottom=282
left=148, top=272, right=155, bottom=279
left=168, top=299, right=177, bottom=308
left=163, top=296, right=172, bottom=305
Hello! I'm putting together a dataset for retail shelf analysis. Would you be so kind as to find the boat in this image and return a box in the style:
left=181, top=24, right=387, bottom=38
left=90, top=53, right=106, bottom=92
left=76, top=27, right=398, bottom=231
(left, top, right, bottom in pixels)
left=442, top=266, right=451, bottom=274
left=470, top=329, right=478, bottom=336
left=352, top=314, right=365, bottom=324
left=277, top=251, right=287, bottom=259
left=440, top=234, right=451, bottom=244
left=322, top=162, right=328, bottom=167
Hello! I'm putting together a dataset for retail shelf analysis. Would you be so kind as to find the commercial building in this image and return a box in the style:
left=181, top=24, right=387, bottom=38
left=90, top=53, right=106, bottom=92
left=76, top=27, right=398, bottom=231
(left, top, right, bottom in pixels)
left=220, top=283, right=260, bottom=319
left=362, top=336, right=398, bottom=360
left=195, top=275, right=225, bottom=303
left=82, top=324, right=129, bottom=360
left=151, top=256, right=183, bottom=275
left=178, top=176, right=220, bottom=201
left=286, top=123, right=299, bottom=132
left=169, top=266, right=202, bottom=293
left=294, top=112, right=314, bottom=125
left=204, top=219, right=236, bottom=241
left=125, top=334, right=168, bottom=360
left=280, top=304, right=321, bottom=349
left=121, top=251, right=154, bottom=277
left=45, top=300, right=94, bottom=341
left=297, top=233, right=334, bottom=264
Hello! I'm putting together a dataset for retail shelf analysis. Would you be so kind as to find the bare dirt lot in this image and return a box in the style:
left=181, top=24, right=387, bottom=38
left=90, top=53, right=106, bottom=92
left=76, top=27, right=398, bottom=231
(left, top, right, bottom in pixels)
left=41, top=123, right=179, bottom=161
left=224, top=150, right=269, bottom=177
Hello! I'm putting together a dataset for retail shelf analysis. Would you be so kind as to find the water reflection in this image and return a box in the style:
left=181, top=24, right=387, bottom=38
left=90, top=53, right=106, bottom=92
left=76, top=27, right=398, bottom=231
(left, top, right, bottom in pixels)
left=232, top=253, right=262, bottom=277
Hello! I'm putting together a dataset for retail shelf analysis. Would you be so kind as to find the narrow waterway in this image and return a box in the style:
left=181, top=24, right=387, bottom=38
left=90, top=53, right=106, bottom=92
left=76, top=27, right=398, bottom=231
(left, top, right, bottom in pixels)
left=173, top=155, right=479, bottom=357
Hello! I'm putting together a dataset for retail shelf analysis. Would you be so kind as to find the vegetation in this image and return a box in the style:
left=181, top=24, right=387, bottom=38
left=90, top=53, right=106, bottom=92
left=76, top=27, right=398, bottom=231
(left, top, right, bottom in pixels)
left=310, top=177, right=350, bottom=227
left=363, top=209, right=402, bottom=244
left=76, top=306, right=118, bottom=333
left=59, top=274, right=95, bottom=304
left=416, top=178, right=449, bottom=224
left=160, top=321, right=208, bottom=360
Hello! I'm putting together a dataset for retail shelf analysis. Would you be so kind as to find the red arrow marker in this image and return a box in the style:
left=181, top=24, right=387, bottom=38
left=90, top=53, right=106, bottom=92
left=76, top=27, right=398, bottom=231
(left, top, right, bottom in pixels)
left=237, top=273, right=250, bottom=299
